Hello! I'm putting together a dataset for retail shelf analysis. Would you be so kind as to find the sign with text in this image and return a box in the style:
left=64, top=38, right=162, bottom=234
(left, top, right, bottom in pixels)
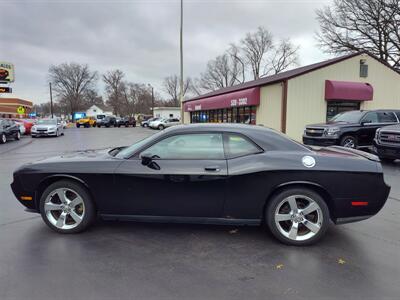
left=0, top=87, right=12, bottom=93
left=0, top=62, right=15, bottom=83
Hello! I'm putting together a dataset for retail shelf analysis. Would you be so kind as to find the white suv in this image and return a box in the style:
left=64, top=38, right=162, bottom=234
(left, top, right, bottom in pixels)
left=149, top=118, right=180, bottom=130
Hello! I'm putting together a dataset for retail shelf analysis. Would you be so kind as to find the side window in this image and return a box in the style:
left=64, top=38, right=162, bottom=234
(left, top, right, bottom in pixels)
left=141, top=133, right=224, bottom=160
left=361, top=112, right=378, bottom=124
left=377, top=112, right=397, bottom=123
left=224, top=134, right=262, bottom=158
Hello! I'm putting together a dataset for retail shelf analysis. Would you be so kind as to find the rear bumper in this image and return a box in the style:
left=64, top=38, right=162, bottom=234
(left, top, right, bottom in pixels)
left=372, top=140, right=400, bottom=159
left=302, top=136, right=339, bottom=146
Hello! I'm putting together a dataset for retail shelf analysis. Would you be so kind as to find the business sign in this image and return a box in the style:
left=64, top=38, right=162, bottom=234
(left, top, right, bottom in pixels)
left=17, top=106, right=26, bottom=114
left=0, top=62, right=15, bottom=83
left=0, top=87, right=12, bottom=93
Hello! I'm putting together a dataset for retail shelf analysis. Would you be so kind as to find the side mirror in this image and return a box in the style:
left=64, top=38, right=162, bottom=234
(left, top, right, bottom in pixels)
left=141, top=153, right=153, bottom=166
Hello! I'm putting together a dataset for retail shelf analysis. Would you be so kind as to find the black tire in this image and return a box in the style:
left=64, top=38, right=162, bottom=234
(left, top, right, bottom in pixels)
left=158, top=125, right=165, bottom=130
left=97, top=125, right=101, bottom=128
left=340, top=135, right=357, bottom=148
left=143, top=123, right=148, bottom=128
left=85, top=124, right=90, bottom=128
left=106, top=124, right=110, bottom=128
left=76, top=124, right=80, bottom=128
left=118, top=124, right=121, bottom=128
left=380, top=157, right=396, bottom=163
left=266, top=188, right=330, bottom=246
left=0, top=133, right=6, bottom=144
left=15, top=131, right=21, bottom=140
left=39, top=180, right=96, bottom=234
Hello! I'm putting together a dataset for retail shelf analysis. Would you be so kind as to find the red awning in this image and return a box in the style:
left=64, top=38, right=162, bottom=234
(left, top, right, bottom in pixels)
left=325, top=80, right=373, bottom=101
left=184, top=87, right=260, bottom=112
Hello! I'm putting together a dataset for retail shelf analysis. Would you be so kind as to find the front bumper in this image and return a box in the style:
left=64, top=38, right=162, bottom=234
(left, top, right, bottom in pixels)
left=302, top=136, right=339, bottom=146
left=10, top=177, right=38, bottom=211
left=31, top=131, right=57, bottom=137
left=372, top=140, right=400, bottom=159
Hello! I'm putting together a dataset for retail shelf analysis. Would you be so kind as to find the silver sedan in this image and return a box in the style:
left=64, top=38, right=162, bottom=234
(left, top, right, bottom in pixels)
left=31, top=118, right=64, bottom=138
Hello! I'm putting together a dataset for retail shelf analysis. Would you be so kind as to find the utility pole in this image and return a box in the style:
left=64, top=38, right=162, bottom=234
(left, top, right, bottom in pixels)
left=179, top=0, right=184, bottom=123
left=148, top=84, right=154, bottom=117
left=49, top=82, right=54, bottom=118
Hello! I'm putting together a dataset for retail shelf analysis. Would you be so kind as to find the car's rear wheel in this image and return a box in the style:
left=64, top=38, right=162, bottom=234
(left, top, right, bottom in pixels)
left=0, top=133, right=6, bottom=144
left=158, top=125, right=165, bottom=130
left=340, top=135, right=357, bottom=148
left=77, top=124, right=80, bottom=128
left=266, top=188, right=329, bottom=246
left=40, top=180, right=96, bottom=233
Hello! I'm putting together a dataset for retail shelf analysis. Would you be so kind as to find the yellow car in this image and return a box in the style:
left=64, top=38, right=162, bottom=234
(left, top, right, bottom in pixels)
left=76, top=116, right=96, bottom=128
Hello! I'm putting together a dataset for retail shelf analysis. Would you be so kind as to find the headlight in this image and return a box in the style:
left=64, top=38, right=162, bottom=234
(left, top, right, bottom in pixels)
left=49, top=126, right=56, bottom=131
left=324, top=127, right=340, bottom=136
left=31, top=126, right=37, bottom=131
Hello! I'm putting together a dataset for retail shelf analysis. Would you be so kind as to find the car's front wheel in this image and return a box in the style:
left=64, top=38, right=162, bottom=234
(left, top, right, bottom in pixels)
left=15, top=131, right=21, bottom=140
left=40, top=180, right=96, bottom=233
left=266, top=188, right=329, bottom=246
left=340, top=135, right=357, bottom=148
left=158, top=125, right=165, bottom=130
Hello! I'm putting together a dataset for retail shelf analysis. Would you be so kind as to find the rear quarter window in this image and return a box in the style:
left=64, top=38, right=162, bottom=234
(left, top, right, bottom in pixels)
left=224, top=133, right=262, bottom=159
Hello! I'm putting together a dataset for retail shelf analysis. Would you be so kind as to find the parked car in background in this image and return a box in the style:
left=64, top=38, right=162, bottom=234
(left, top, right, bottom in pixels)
left=76, top=116, right=96, bottom=128
left=12, top=119, right=35, bottom=135
left=97, top=116, right=117, bottom=128
left=141, top=117, right=159, bottom=128
left=373, top=124, right=400, bottom=162
left=11, top=124, right=390, bottom=245
left=13, top=120, right=26, bottom=135
left=303, top=110, right=400, bottom=148
left=31, top=118, right=64, bottom=137
left=117, top=117, right=136, bottom=127
left=149, top=118, right=180, bottom=130
left=0, top=119, right=21, bottom=144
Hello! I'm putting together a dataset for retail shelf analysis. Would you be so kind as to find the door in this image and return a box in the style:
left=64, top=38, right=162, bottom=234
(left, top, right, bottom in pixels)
left=359, top=111, right=398, bottom=145
left=113, top=132, right=228, bottom=217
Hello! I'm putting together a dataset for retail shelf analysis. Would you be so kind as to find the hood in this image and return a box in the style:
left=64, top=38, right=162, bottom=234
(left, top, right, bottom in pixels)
left=306, top=121, right=358, bottom=129
left=379, top=124, right=400, bottom=132
left=33, top=124, right=57, bottom=129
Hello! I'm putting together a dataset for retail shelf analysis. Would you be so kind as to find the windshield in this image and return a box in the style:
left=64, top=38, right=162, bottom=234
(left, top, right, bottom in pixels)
left=116, top=131, right=165, bottom=158
left=37, top=119, right=57, bottom=125
left=330, top=110, right=364, bottom=123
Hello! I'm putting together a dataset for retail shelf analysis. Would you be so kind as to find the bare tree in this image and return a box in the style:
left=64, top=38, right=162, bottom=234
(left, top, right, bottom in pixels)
left=162, top=75, right=192, bottom=106
left=264, top=39, right=299, bottom=75
left=241, top=26, right=273, bottom=79
left=103, top=69, right=126, bottom=116
left=316, top=0, right=400, bottom=69
left=48, top=63, right=98, bottom=119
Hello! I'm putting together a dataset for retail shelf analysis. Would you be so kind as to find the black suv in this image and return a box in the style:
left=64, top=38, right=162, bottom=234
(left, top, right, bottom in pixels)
left=117, top=117, right=136, bottom=127
left=303, top=110, right=400, bottom=148
left=97, top=116, right=117, bottom=128
left=373, top=124, right=400, bottom=162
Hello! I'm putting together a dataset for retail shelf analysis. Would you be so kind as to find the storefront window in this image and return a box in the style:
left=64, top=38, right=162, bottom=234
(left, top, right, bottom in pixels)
left=190, top=106, right=257, bottom=125
left=327, top=101, right=361, bottom=121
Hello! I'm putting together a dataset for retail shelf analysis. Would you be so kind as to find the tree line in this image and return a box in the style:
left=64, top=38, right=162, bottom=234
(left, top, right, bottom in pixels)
left=35, top=0, right=400, bottom=118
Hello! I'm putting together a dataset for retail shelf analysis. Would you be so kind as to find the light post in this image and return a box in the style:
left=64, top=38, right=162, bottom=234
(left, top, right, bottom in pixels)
left=179, top=0, right=184, bottom=123
left=49, top=82, right=54, bottom=118
left=148, top=84, right=154, bottom=117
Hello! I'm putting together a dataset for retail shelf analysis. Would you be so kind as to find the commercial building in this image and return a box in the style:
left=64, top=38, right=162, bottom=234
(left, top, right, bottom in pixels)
left=153, top=107, right=181, bottom=119
left=183, top=52, right=400, bottom=141
left=0, top=98, right=33, bottom=118
left=86, top=105, right=113, bottom=117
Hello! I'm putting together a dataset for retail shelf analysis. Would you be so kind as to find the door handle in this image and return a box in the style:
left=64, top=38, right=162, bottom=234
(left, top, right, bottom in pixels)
left=204, top=166, right=220, bottom=172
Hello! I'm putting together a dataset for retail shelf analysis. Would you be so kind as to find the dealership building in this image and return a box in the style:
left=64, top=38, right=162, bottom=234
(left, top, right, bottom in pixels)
left=0, top=98, right=33, bottom=118
left=183, top=52, right=400, bottom=141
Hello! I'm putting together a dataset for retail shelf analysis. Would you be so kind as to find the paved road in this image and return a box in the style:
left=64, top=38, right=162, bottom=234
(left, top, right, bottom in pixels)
left=0, top=127, right=399, bottom=300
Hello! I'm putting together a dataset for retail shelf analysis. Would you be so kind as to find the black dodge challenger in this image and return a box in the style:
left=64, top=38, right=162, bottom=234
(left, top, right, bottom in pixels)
left=11, top=124, right=390, bottom=245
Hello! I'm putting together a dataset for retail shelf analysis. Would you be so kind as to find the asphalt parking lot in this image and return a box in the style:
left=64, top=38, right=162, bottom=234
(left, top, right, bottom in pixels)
left=1, top=127, right=400, bottom=300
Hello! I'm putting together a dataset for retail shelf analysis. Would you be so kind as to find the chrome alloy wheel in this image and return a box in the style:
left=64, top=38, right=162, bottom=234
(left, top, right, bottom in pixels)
left=342, top=138, right=355, bottom=148
left=1, top=134, right=6, bottom=143
left=274, top=195, right=323, bottom=241
left=44, top=188, right=85, bottom=230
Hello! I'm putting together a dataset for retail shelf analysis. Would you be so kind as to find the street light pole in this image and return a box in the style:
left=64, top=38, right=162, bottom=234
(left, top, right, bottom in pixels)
left=148, top=84, right=154, bottom=117
left=49, top=82, right=54, bottom=118
left=179, top=0, right=184, bottom=123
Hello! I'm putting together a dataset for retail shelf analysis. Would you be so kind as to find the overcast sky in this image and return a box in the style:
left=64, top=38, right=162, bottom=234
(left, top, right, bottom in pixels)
left=0, top=0, right=332, bottom=104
